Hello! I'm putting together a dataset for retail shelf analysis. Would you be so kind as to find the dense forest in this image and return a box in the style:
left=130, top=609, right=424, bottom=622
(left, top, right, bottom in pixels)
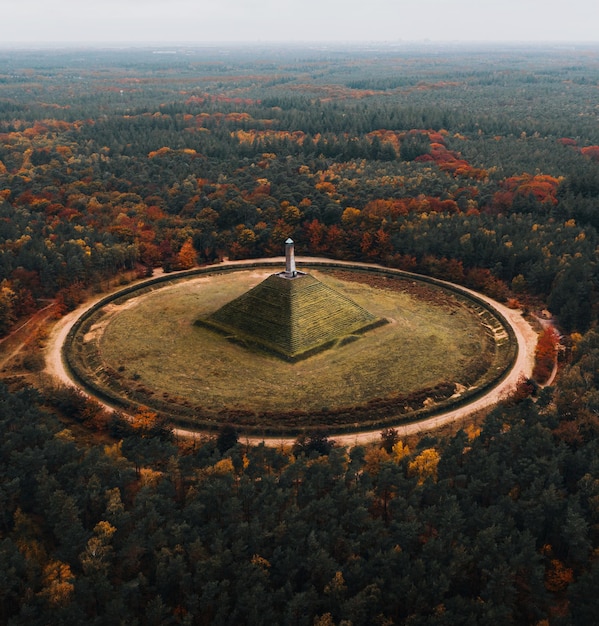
left=2, top=43, right=599, bottom=623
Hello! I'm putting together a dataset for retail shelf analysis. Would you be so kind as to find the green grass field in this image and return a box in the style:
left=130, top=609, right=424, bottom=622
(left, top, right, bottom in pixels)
left=67, top=267, right=509, bottom=432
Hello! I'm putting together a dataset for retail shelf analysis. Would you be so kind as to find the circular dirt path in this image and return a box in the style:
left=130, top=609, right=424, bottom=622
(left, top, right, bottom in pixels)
left=44, top=258, right=538, bottom=446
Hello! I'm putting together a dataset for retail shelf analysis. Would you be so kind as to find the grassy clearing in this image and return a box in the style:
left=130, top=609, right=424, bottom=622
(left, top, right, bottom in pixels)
left=69, top=268, right=505, bottom=430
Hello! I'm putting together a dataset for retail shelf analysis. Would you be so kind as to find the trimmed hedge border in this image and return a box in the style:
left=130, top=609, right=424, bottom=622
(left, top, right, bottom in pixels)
left=63, top=260, right=518, bottom=436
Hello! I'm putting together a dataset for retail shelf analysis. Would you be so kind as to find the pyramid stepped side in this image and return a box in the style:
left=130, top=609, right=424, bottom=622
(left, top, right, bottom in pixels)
left=198, top=273, right=386, bottom=360
left=287, top=276, right=379, bottom=355
left=203, top=274, right=294, bottom=352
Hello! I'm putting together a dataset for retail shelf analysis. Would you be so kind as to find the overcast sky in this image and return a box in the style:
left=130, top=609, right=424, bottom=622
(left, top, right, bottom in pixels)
left=3, top=0, right=599, bottom=45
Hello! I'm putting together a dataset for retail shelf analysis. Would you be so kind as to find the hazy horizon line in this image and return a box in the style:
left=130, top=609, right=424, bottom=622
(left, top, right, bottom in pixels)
left=1, top=39, right=598, bottom=50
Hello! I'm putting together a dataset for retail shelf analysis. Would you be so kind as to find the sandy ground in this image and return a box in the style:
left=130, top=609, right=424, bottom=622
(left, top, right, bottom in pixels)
left=44, top=258, right=539, bottom=447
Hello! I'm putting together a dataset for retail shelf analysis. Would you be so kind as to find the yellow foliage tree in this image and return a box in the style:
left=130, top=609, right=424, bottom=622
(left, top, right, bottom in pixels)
left=282, top=204, right=301, bottom=225
left=324, top=570, right=346, bottom=595
left=392, top=440, right=410, bottom=462
left=341, top=206, right=361, bottom=228
left=201, top=457, right=235, bottom=478
left=140, top=467, right=163, bottom=486
left=465, top=423, right=481, bottom=441
left=39, top=560, right=75, bottom=607
left=80, top=521, right=116, bottom=576
left=104, top=440, right=124, bottom=460
left=408, top=448, right=440, bottom=484
left=236, top=226, right=257, bottom=246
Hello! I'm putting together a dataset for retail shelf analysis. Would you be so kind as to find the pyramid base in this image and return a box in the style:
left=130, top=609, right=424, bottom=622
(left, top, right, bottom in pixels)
left=195, top=271, right=388, bottom=361
left=196, top=316, right=388, bottom=362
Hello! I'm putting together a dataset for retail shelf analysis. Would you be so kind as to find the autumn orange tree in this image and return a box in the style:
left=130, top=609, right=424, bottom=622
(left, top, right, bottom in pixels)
left=175, top=237, right=197, bottom=270
left=532, top=327, right=560, bottom=384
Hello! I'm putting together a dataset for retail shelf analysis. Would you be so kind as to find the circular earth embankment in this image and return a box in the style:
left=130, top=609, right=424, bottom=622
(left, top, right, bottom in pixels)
left=61, top=261, right=519, bottom=436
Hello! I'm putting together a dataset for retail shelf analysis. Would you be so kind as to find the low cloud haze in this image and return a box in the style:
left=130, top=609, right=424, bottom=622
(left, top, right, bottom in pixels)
left=3, top=0, right=598, bottom=44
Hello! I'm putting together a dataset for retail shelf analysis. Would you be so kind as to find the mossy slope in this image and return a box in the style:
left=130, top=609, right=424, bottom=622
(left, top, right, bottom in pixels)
left=197, top=272, right=385, bottom=360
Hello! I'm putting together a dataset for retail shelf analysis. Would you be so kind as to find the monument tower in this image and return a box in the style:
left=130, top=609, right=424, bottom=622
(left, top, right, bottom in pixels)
left=283, top=237, right=300, bottom=278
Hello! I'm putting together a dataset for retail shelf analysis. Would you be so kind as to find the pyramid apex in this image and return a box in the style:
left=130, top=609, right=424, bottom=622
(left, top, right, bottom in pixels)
left=285, top=238, right=294, bottom=244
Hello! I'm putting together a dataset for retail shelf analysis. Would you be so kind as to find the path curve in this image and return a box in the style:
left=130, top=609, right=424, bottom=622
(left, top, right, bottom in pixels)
left=44, top=258, right=538, bottom=447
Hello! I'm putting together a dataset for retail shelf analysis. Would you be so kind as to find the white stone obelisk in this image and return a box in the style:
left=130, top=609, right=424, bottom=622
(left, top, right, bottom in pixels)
left=285, top=238, right=297, bottom=277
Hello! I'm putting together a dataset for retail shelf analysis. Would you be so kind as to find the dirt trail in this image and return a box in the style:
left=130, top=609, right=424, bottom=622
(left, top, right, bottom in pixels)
left=44, top=269, right=169, bottom=389
left=0, top=302, right=56, bottom=370
left=44, top=259, right=539, bottom=446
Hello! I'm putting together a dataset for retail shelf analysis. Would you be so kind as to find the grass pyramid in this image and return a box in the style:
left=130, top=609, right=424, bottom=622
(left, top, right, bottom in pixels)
left=197, top=272, right=386, bottom=361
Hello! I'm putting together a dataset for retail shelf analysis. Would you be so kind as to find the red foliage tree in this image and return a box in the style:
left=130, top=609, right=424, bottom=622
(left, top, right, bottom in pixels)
left=581, top=145, right=599, bottom=161
left=532, top=327, right=559, bottom=384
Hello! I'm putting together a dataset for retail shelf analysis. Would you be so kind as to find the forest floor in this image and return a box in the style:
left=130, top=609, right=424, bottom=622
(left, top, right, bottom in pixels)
left=42, top=257, right=540, bottom=447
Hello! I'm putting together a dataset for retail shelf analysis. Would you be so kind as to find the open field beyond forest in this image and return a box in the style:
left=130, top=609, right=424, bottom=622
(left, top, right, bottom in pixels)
left=66, top=264, right=514, bottom=432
